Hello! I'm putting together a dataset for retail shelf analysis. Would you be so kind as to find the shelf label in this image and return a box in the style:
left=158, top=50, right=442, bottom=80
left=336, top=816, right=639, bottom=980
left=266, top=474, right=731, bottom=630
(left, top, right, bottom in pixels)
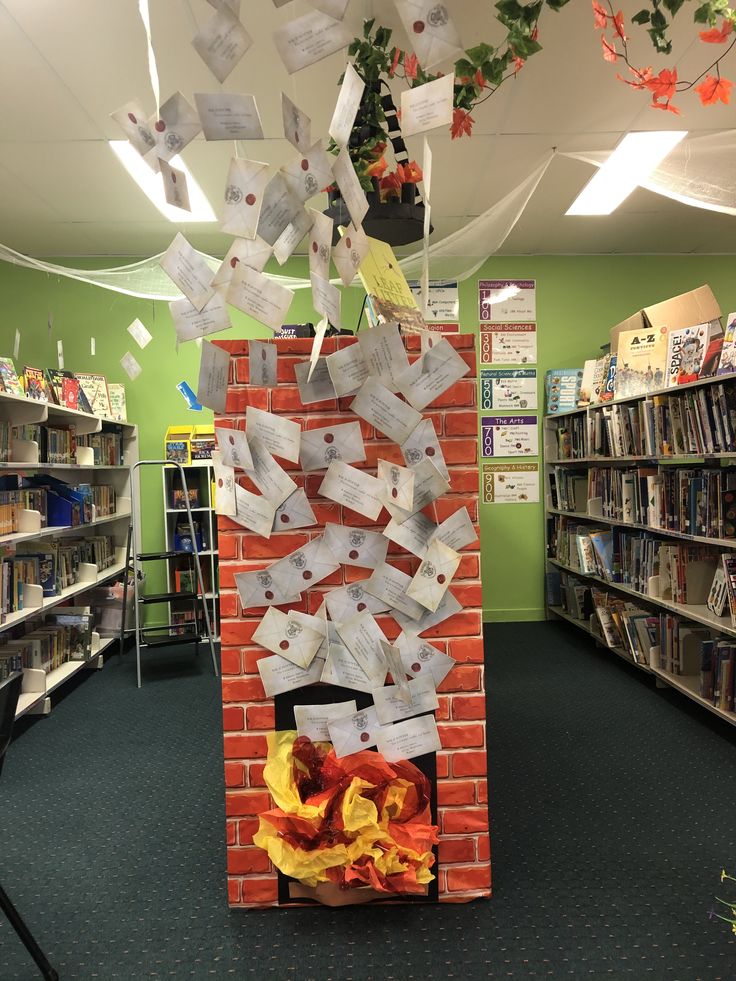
left=482, top=463, right=539, bottom=504
left=481, top=415, right=538, bottom=458
left=479, top=323, right=537, bottom=365
left=478, top=279, right=535, bottom=323
left=480, top=368, right=537, bottom=410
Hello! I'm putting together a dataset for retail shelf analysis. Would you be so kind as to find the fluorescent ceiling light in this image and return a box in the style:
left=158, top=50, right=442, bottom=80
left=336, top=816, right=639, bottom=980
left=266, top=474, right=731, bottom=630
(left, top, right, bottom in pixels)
left=109, top=140, right=216, bottom=222
left=566, top=130, right=687, bottom=216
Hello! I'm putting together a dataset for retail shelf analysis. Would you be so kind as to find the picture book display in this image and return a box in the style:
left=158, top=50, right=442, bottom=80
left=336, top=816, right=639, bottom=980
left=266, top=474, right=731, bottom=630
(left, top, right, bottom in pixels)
left=74, top=372, right=112, bottom=417
left=545, top=369, right=583, bottom=414
left=615, top=325, right=668, bottom=397
left=22, top=365, right=52, bottom=402
left=0, top=357, right=24, bottom=397
left=665, top=320, right=723, bottom=387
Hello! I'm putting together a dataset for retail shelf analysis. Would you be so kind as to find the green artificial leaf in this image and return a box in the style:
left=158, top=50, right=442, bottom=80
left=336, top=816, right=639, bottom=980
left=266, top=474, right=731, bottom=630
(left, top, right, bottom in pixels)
left=363, top=17, right=375, bottom=38
left=375, top=26, right=392, bottom=49
left=650, top=7, right=667, bottom=27
left=662, top=0, right=685, bottom=14
left=693, top=2, right=712, bottom=20
left=348, top=40, right=360, bottom=56
left=631, top=9, right=651, bottom=23
left=465, top=42, right=495, bottom=64
left=495, top=0, right=524, bottom=24
left=455, top=57, right=477, bottom=77
left=545, top=0, right=571, bottom=9
left=520, top=1, right=544, bottom=25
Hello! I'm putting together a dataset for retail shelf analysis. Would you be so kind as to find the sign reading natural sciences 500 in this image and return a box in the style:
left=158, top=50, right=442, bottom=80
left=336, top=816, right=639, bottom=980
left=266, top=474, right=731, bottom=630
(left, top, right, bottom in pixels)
left=482, top=464, right=540, bottom=504
left=481, top=416, right=538, bottom=458
left=480, top=369, right=537, bottom=410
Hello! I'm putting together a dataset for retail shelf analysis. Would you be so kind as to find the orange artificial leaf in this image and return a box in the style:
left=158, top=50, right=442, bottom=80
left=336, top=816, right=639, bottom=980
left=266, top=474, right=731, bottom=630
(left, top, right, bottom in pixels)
left=613, top=10, right=627, bottom=40
left=366, top=156, right=388, bottom=178
left=651, top=99, right=682, bottom=115
left=601, top=34, right=618, bottom=63
left=644, top=67, right=677, bottom=100
left=592, top=0, right=608, bottom=29
left=694, top=74, right=734, bottom=105
left=514, top=55, right=526, bottom=74
left=404, top=52, right=419, bottom=81
left=403, top=160, right=423, bottom=183
left=699, top=19, right=734, bottom=43
left=616, top=64, right=652, bottom=89
left=389, top=47, right=402, bottom=77
left=450, top=107, right=474, bottom=139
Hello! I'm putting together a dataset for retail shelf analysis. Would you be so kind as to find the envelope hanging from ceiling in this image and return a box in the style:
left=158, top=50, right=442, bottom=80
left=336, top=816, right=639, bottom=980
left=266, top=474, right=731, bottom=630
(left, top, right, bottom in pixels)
left=222, top=158, right=270, bottom=239
left=392, top=0, right=463, bottom=69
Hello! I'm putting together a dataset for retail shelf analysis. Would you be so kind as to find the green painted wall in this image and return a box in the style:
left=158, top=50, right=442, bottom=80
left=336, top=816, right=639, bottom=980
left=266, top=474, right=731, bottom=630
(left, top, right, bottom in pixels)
left=2, top=254, right=735, bottom=621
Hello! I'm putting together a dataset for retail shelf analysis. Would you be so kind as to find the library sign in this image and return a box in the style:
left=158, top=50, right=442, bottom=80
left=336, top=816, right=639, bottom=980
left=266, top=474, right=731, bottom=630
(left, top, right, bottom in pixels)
left=482, top=463, right=540, bottom=504
left=481, top=416, right=538, bottom=458
left=480, top=368, right=537, bottom=410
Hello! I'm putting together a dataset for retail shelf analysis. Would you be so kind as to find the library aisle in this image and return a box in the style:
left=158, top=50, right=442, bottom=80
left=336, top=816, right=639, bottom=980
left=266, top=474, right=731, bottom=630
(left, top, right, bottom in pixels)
left=1, top=623, right=734, bottom=979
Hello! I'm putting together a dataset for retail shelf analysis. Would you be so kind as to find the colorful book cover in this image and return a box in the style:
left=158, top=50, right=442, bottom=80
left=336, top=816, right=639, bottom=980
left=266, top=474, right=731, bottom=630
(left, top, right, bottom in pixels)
left=599, top=354, right=617, bottom=402
left=666, top=321, right=723, bottom=387
left=107, top=383, right=127, bottom=422
left=358, top=236, right=426, bottom=334
left=578, top=359, right=597, bottom=405
left=717, top=312, right=736, bottom=376
left=23, top=365, right=51, bottom=402
left=74, top=372, right=111, bottom=417
left=615, top=325, right=668, bottom=397
left=545, top=369, right=583, bottom=414
left=591, top=354, right=610, bottom=404
left=0, top=357, right=24, bottom=397
left=62, top=377, right=80, bottom=410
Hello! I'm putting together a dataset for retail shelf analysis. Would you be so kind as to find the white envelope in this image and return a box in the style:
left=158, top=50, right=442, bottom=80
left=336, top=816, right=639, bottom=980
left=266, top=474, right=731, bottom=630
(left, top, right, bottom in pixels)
left=226, top=263, right=294, bottom=332
left=247, top=340, right=277, bottom=386
left=324, top=583, right=390, bottom=622
left=321, top=644, right=381, bottom=694
left=170, top=292, right=232, bottom=343
left=375, top=713, right=442, bottom=763
left=328, top=706, right=383, bottom=757
left=258, top=651, right=324, bottom=698
left=357, top=321, right=410, bottom=393
left=192, top=5, right=252, bottom=83
left=273, top=9, right=352, bottom=74
left=281, top=92, right=312, bottom=153
left=110, top=99, right=155, bottom=156
left=363, top=562, right=426, bottom=620
left=256, top=173, right=305, bottom=246
left=380, top=640, right=411, bottom=704
left=244, top=435, right=297, bottom=506
left=350, top=376, right=423, bottom=445
left=300, top=421, right=365, bottom=472
left=272, top=488, right=317, bottom=531
left=196, top=339, right=229, bottom=413
left=194, top=92, right=264, bottom=141
left=295, top=700, right=357, bottom=741
left=274, top=208, right=315, bottom=266
left=396, top=632, right=455, bottom=687
left=334, top=610, right=388, bottom=681
left=378, top=459, right=415, bottom=512
left=268, top=535, right=341, bottom=597
left=323, top=523, right=388, bottom=568
left=211, top=237, right=273, bottom=289
left=384, top=457, right=450, bottom=523
left=120, top=352, right=141, bottom=380
left=146, top=92, right=202, bottom=164
left=373, top=675, right=438, bottom=725
left=383, top=511, right=437, bottom=559
left=325, top=344, right=369, bottom=397
left=395, top=337, right=470, bottom=411
left=400, top=417, right=449, bottom=480
left=253, top=606, right=325, bottom=668
left=308, top=210, right=333, bottom=282
left=329, top=62, right=365, bottom=147
left=246, top=405, right=300, bottom=464
left=310, top=273, right=342, bottom=328
left=160, top=233, right=215, bottom=312
left=432, top=506, right=478, bottom=552
left=211, top=449, right=236, bottom=516
left=332, top=146, right=369, bottom=228
left=232, top=483, right=277, bottom=538
left=393, top=0, right=463, bottom=69
left=400, top=73, right=455, bottom=137
left=295, top=358, right=337, bottom=405
left=332, top=223, right=370, bottom=287
left=159, top=159, right=190, bottom=212
left=307, top=318, right=329, bottom=382
left=127, top=318, right=152, bottom=349
left=221, top=157, right=270, bottom=238
left=318, top=460, right=383, bottom=520
left=234, top=568, right=301, bottom=610
left=216, top=425, right=254, bottom=470
left=394, top=586, right=462, bottom=636
left=281, top=141, right=334, bottom=203
left=406, top=538, right=461, bottom=612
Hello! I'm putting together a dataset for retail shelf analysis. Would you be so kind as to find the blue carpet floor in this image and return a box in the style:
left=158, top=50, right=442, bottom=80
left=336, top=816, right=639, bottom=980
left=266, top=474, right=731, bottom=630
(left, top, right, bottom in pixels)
left=1, top=622, right=735, bottom=980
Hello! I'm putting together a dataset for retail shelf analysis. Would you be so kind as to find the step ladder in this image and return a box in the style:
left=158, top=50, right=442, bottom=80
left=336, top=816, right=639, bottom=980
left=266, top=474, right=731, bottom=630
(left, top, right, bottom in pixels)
left=121, top=460, right=218, bottom=687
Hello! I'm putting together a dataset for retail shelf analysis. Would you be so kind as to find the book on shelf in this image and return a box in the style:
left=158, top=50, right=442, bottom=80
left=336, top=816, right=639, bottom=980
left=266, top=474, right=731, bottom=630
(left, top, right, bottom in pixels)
left=707, top=566, right=728, bottom=617
left=74, top=372, right=111, bottom=417
left=22, top=366, right=53, bottom=402
left=615, top=325, right=668, bottom=397
left=107, top=383, right=127, bottom=422
left=716, top=313, right=736, bottom=376
left=722, top=554, right=736, bottom=628
left=665, top=320, right=723, bottom=388
left=590, top=354, right=610, bottom=405
left=545, top=369, right=583, bottom=415
left=599, top=355, right=617, bottom=403
left=0, top=357, right=24, bottom=397
left=578, top=359, right=597, bottom=406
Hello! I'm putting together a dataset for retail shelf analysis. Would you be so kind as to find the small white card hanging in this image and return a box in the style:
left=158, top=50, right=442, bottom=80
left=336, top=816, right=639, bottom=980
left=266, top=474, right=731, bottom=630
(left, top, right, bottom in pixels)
left=90, top=337, right=96, bottom=356
left=57, top=340, right=64, bottom=369
left=120, top=351, right=142, bottom=380
left=13, top=329, right=20, bottom=359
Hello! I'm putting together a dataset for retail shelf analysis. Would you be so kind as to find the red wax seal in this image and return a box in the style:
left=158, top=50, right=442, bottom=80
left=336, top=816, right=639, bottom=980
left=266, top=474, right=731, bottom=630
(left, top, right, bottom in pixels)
left=301, top=159, right=309, bottom=171
left=324, top=433, right=334, bottom=443
left=245, top=193, right=256, bottom=206
left=349, top=549, right=359, bottom=560
left=265, top=590, right=274, bottom=600
left=155, top=120, right=166, bottom=132
left=357, top=602, right=366, bottom=612
left=437, top=574, right=446, bottom=585
left=391, top=487, right=398, bottom=499
left=230, top=257, right=239, bottom=268
left=303, top=571, right=312, bottom=580
left=312, top=241, right=318, bottom=253
left=279, top=640, right=289, bottom=651
left=229, top=435, right=235, bottom=444
left=360, top=732, right=370, bottom=743
left=413, top=20, right=425, bottom=32
left=412, top=662, right=421, bottom=672
left=280, top=514, right=290, bottom=523
left=261, top=350, right=267, bottom=360
left=128, top=112, right=137, bottom=124
left=426, top=447, right=435, bottom=456
left=218, top=478, right=223, bottom=488
left=171, top=173, right=177, bottom=183
left=346, top=237, right=352, bottom=248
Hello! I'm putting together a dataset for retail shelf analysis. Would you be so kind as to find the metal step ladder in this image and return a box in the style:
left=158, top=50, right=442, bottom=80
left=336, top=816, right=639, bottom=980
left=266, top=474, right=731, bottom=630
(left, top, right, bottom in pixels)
left=120, top=460, right=218, bottom=687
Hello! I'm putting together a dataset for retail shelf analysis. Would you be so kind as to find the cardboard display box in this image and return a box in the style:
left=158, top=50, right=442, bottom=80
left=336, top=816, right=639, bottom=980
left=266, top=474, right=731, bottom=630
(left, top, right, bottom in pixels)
left=610, top=284, right=721, bottom=354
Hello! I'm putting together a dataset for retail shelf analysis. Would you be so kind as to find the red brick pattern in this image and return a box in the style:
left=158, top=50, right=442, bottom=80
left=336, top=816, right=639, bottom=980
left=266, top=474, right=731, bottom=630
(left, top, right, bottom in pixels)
left=215, top=335, right=490, bottom=907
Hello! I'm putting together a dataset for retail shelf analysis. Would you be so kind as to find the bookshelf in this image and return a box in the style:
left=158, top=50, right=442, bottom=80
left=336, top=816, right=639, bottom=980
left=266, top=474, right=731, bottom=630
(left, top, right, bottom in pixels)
left=0, top=389, right=138, bottom=718
left=161, top=461, right=219, bottom=642
left=543, top=371, right=736, bottom=728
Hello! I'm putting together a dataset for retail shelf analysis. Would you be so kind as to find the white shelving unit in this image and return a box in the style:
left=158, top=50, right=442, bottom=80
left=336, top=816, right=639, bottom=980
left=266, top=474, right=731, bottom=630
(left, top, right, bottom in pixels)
left=542, top=378, right=736, bottom=729
left=0, top=389, right=138, bottom=718
left=161, top=461, right=219, bottom=642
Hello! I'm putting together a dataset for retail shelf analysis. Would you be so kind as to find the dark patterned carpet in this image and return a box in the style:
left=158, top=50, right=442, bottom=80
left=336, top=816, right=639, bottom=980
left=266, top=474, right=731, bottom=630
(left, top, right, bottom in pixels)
left=1, top=622, right=735, bottom=980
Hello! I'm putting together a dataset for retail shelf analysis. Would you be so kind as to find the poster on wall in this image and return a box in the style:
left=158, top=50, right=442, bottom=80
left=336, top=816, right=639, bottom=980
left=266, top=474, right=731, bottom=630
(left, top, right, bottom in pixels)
left=480, top=368, right=537, bottom=410
left=478, top=279, right=535, bottom=322
left=479, top=323, right=537, bottom=365
left=481, top=415, right=538, bottom=458
left=482, top=463, right=540, bottom=504
left=408, top=280, right=459, bottom=321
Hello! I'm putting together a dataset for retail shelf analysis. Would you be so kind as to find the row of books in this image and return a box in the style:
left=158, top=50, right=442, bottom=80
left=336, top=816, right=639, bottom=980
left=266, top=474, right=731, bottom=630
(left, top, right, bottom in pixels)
left=13, top=423, right=76, bottom=465
left=0, top=476, right=118, bottom=536
left=0, top=421, right=8, bottom=464
left=0, top=609, right=94, bottom=680
left=0, top=487, right=48, bottom=535
left=0, top=357, right=126, bottom=422
left=76, top=429, right=125, bottom=466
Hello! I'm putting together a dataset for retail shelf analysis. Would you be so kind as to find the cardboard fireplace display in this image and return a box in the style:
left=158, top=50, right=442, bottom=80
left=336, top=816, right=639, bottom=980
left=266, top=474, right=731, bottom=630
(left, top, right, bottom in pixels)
left=215, top=333, right=489, bottom=907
